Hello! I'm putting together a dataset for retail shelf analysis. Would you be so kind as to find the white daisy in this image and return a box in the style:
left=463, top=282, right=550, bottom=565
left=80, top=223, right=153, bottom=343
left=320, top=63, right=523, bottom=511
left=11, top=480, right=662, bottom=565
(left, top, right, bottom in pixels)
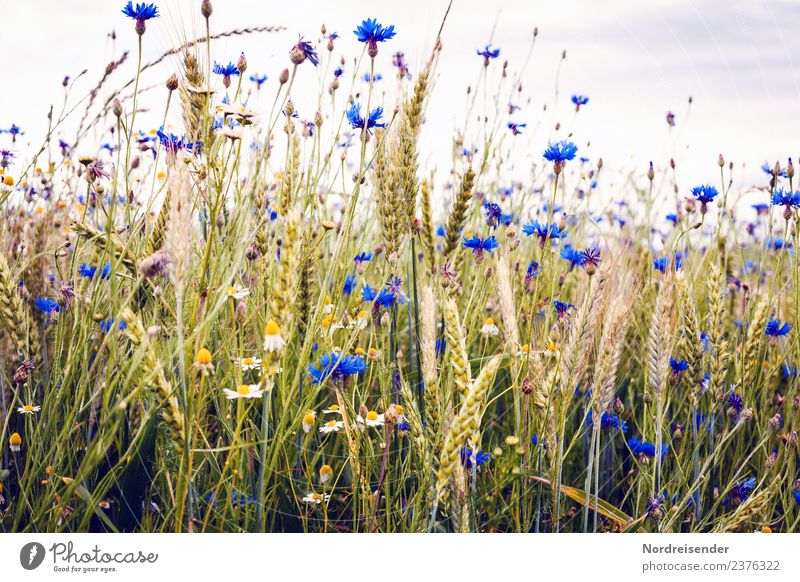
left=362, top=410, right=385, bottom=428
left=322, top=295, right=333, bottom=314
left=224, top=284, right=250, bottom=300
left=302, top=411, right=317, bottom=434
left=348, top=309, right=369, bottom=330
left=223, top=383, right=264, bottom=400
left=480, top=317, right=499, bottom=336
left=17, top=404, right=41, bottom=415
left=322, top=404, right=343, bottom=415
left=302, top=492, right=330, bottom=504
left=263, top=320, right=286, bottom=352
left=319, top=420, right=344, bottom=434
left=236, top=356, right=262, bottom=371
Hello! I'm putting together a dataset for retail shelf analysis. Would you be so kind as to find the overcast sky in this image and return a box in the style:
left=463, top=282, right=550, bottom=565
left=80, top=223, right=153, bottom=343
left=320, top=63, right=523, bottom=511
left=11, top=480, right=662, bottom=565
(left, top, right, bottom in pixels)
left=2, top=0, right=798, bottom=189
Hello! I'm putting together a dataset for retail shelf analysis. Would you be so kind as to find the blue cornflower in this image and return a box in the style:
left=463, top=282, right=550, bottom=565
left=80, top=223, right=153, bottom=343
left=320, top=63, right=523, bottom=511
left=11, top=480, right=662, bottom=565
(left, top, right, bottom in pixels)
left=249, top=74, right=268, bottom=87
left=653, top=257, right=670, bottom=273
left=384, top=275, right=409, bottom=305
left=571, top=94, right=589, bottom=110
left=34, top=297, right=60, bottom=314
left=375, top=289, right=396, bottom=308
left=627, top=437, right=668, bottom=459
left=100, top=317, right=127, bottom=332
left=483, top=202, right=503, bottom=228
left=290, top=36, right=320, bottom=66
left=724, top=477, right=756, bottom=507
left=121, top=2, right=159, bottom=35
left=213, top=61, right=239, bottom=87
left=669, top=358, right=690, bottom=374
left=582, top=247, right=602, bottom=275
left=726, top=387, right=743, bottom=421
left=781, top=363, right=798, bottom=383
left=308, top=352, right=367, bottom=384
left=691, top=184, right=719, bottom=203
left=435, top=336, right=447, bottom=355
left=543, top=140, right=578, bottom=173
left=771, top=188, right=800, bottom=208
left=476, top=45, right=501, bottom=64
left=771, top=188, right=800, bottom=220
left=752, top=202, right=770, bottom=215
left=524, top=260, right=540, bottom=289
left=507, top=122, right=526, bottom=136
left=346, top=103, right=386, bottom=134
left=157, top=127, right=198, bottom=155
left=78, top=263, right=98, bottom=279
left=762, top=161, right=787, bottom=178
left=343, top=273, right=358, bottom=295
left=646, top=494, right=666, bottom=521
left=666, top=213, right=679, bottom=224
left=333, top=66, right=344, bottom=78
left=691, top=184, right=719, bottom=214
left=354, top=252, right=373, bottom=264
left=462, top=236, right=499, bottom=261
left=460, top=446, right=491, bottom=468
left=700, top=331, right=711, bottom=351
left=98, top=263, right=112, bottom=280
left=361, top=284, right=377, bottom=302
left=522, top=220, right=567, bottom=244
left=765, top=318, right=792, bottom=338
left=553, top=300, right=574, bottom=317
left=585, top=410, right=627, bottom=432
left=362, top=72, right=383, bottom=82
left=560, top=245, right=586, bottom=270
left=354, top=18, right=396, bottom=56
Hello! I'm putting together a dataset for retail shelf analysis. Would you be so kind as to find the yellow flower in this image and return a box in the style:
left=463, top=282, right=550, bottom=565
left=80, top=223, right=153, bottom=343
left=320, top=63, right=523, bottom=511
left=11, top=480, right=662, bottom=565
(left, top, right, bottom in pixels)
left=194, top=348, right=214, bottom=374
left=9, top=432, right=22, bottom=452
left=319, top=464, right=333, bottom=484
left=263, top=320, right=286, bottom=352
left=2, top=175, right=14, bottom=186
left=302, top=411, right=316, bottom=433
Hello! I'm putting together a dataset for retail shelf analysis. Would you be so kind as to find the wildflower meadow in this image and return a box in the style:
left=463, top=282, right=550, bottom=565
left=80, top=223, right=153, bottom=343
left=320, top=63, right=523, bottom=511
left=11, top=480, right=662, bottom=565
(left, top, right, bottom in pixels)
left=2, top=1, right=800, bottom=535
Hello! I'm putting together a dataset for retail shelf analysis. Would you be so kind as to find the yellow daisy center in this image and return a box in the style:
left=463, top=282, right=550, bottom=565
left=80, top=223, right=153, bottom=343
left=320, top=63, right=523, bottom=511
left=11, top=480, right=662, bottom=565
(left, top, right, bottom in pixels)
left=325, top=420, right=337, bottom=428
left=236, top=384, right=251, bottom=395
left=357, top=310, right=366, bottom=318
left=328, top=404, right=339, bottom=411
left=485, top=317, right=495, bottom=326
left=303, top=414, right=315, bottom=425
left=395, top=405, right=404, bottom=415
left=320, top=465, right=333, bottom=476
left=9, top=432, right=22, bottom=446
left=196, top=348, right=212, bottom=365
left=355, top=347, right=365, bottom=355
left=243, top=357, right=254, bottom=366
left=265, top=320, right=281, bottom=336
left=324, top=295, right=332, bottom=305
left=366, top=411, right=379, bottom=422
left=23, top=405, right=34, bottom=412
left=225, top=286, right=237, bottom=297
